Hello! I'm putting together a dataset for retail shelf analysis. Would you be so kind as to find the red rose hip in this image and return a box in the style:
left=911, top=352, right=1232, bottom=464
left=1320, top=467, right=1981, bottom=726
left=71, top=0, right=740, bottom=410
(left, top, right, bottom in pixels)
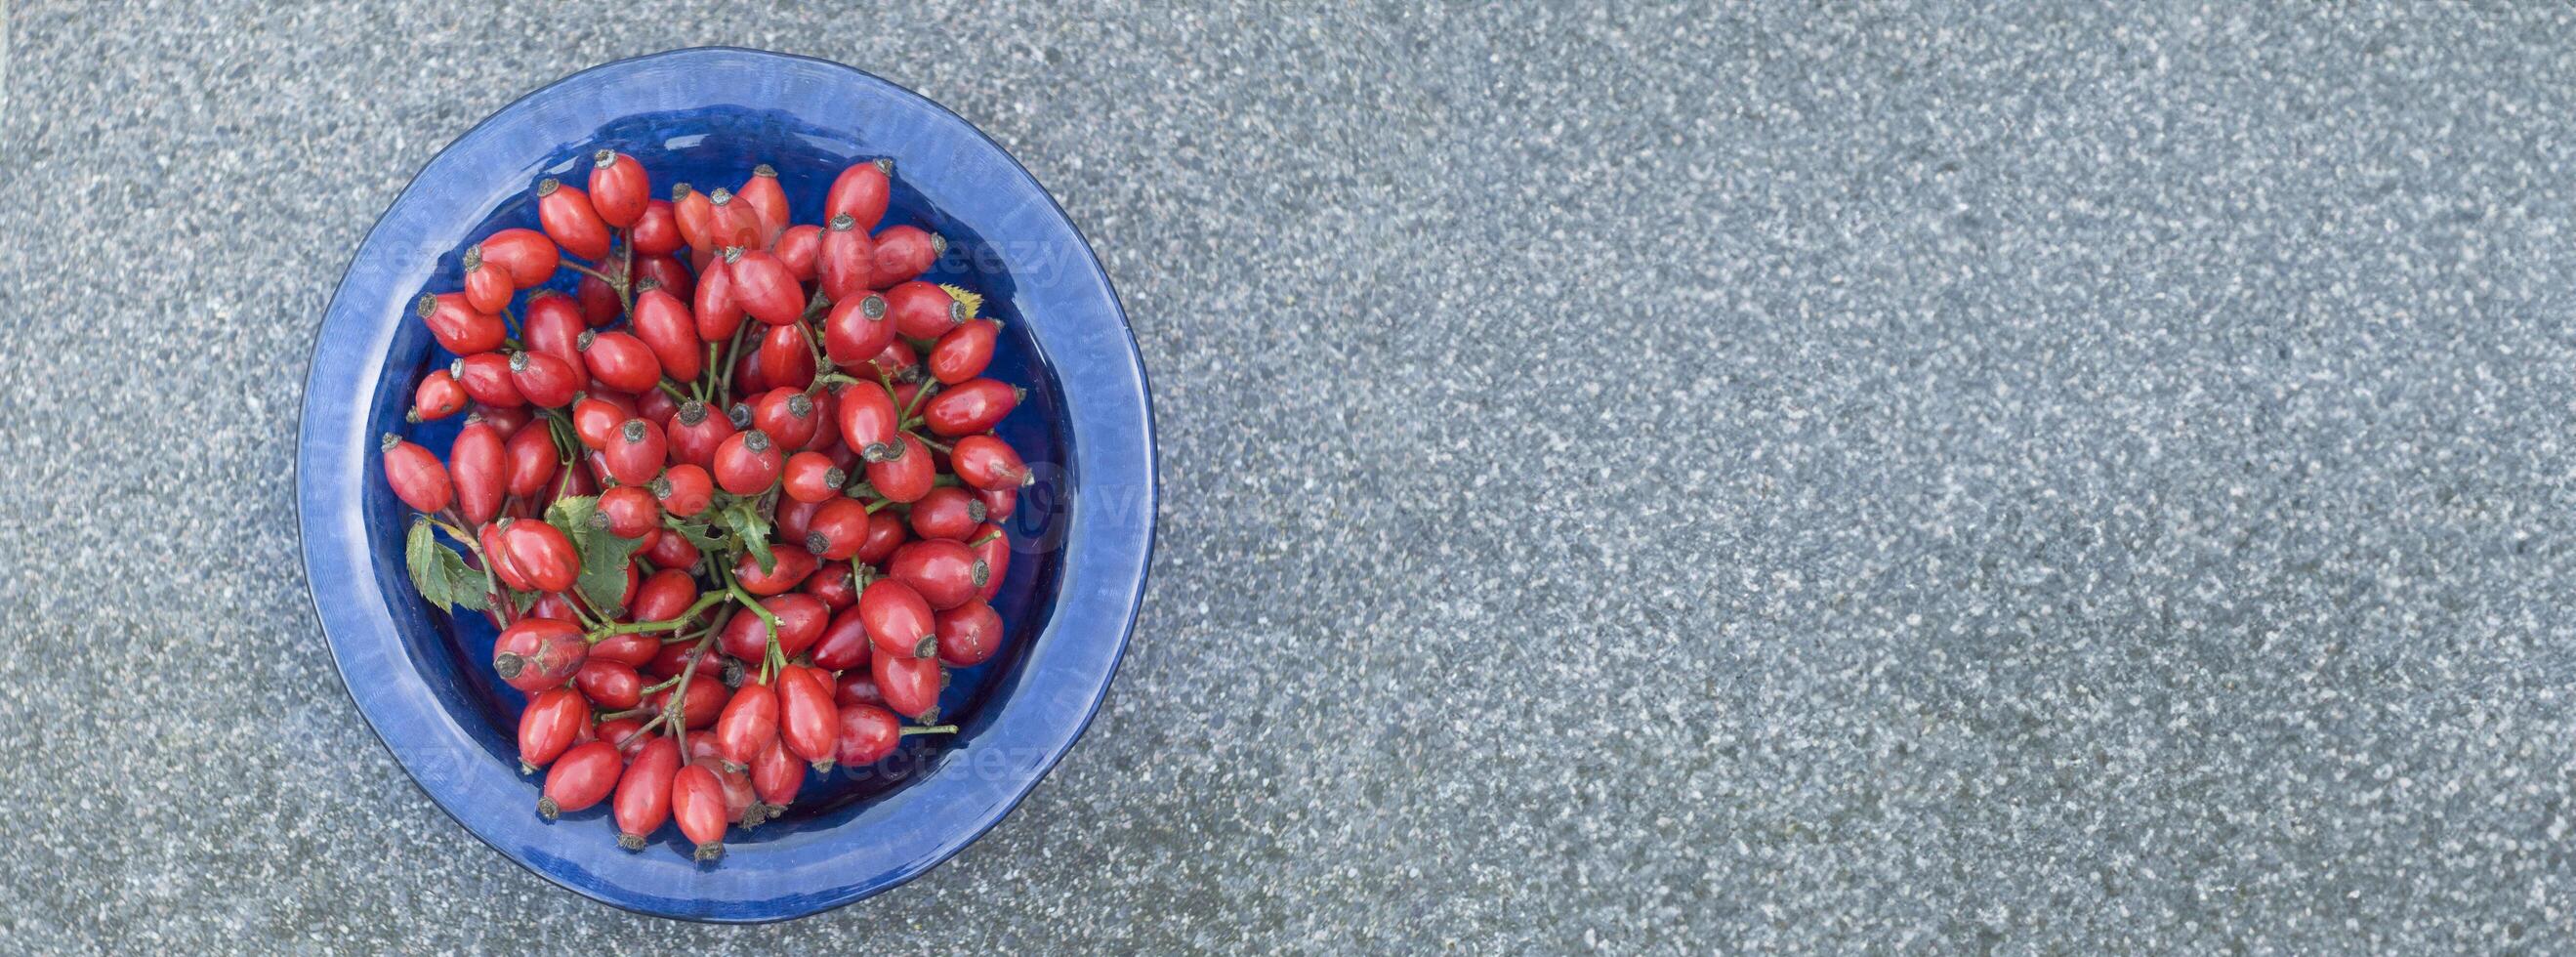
left=872, top=650, right=943, bottom=722
left=868, top=226, right=943, bottom=288
left=417, top=292, right=506, bottom=355
left=614, top=737, right=681, bottom=850
left=411, top=369, right=469, bottom=422
left=922, top=378, right=1021, bottom=436
left=883, top=281, right=967, bottom=340
left=671, top=764, right=729, bottom=860
left=538, top=740, right=622, bottom=818
left=517, top=687, right=589, bottom=773
left=858, top=578, right=938, bottom=659
left=935, top=600, right=1003, bottom=667
left=713, top=430, right=783, bottom=495
left=587, top=150, right=650, bottom=229
left=951, top=435, right=1030, bottom=491
left=380, top=436, right=453, bottom=514
left=535, top=178, right=612, bottom=263
left=825, top=158, right=892, bottom=232
left=493, top=617, right=587, bottom=696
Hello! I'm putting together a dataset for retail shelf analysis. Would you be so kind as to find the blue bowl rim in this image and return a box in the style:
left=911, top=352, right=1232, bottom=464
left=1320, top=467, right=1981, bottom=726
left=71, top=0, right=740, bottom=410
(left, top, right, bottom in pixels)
left=292, top=46, right=1157, bottom=923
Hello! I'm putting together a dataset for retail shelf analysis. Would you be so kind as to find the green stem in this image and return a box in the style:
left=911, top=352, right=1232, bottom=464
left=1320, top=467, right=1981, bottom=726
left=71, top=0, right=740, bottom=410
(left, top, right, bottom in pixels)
left=667, top=630, right=717, bottom=759
left=901, top=380, right=939, bottom=419
left=803, top=319, right=832, bottom=384
left=656, top=378, right=688, bottom=402
left=719, top=322, right=750, bottom=399
left=617, top=229, right=635, bottom=312
left=562, top=261, right=619, bottom=288
left=722, top=573, right=785, bottom=681
left=586, top=590, right=727, bottom=642
left=898, top=725, right=959, bottom=736
left=613, top=713, right=668, bottom=752
left=567, top=592, right=610, bottom=630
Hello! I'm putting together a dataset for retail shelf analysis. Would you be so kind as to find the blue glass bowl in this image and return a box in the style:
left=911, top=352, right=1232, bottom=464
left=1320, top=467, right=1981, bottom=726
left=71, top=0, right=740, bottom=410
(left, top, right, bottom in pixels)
left=294, top=48, right=1155, bottom=923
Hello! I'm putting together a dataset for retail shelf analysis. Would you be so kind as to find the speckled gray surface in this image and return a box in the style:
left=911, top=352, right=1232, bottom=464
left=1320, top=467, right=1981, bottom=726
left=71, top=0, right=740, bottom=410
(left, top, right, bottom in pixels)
left=11, top=1, right=2576, bottom=951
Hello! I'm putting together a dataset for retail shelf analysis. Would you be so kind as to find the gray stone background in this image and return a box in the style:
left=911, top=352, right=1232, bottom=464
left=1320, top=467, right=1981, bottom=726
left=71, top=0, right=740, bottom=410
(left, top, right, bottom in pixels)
left=9, top=1, right=2576, bottom=952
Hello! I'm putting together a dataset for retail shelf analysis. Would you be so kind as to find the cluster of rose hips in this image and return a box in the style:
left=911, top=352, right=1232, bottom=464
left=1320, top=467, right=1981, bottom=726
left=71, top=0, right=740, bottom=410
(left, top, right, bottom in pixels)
left=378, top=147, right=1031, bottom=861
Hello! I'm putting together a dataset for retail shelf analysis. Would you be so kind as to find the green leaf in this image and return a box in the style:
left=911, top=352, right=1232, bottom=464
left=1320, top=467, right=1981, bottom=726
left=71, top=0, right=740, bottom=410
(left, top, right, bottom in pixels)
left=404, top=520, right=447, bottom=611
left=544, top=494, right=602, bottom=543
left=664, top=519, right=728, bottom=551
left=573, top=529, right=648, bottom=613
left=720, top=501, right=776, bottom=574
left=539, top=493, right=644, bottom=612
left=403, top=520, right=490, bottom=613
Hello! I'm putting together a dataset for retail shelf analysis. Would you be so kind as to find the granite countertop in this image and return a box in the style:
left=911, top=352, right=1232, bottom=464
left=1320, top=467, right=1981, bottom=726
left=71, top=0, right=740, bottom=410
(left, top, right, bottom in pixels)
left=9, top=2, right=2576, bottom=951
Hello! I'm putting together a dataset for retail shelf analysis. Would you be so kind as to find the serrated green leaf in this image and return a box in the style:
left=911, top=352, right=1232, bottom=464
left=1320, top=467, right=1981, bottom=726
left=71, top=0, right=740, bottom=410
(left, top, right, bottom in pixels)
left=544, top=494, right=602, bottom=547
left=720, top=502, right=776, bottom=574
left=405, top=520, right=449, bottom=612
left=573, top=529, right=648, bottom=613
left=664, top=519, right=728, bottom=551
left=404, top=520, right=490, bottom=613
left=444, top=563, right=491, bottom=612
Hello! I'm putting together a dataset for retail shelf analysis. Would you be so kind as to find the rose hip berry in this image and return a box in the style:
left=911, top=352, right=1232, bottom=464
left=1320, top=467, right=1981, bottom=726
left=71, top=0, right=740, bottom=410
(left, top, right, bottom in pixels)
left=872, top=651, right=944, bottom=722
left=858, top=578, right=938, bottom=659
left=381, top=436, right=454, bottom=514
left=826, top=158, right=892, bottom=233
left=462, top=246, right=514, bottom=314
left=908, top=485, right=985, bottom=542
left=652, top=464, right=715, bottom=518
left=449, top=418, right=508, bottom=524
left=929, top=318, right=1000, bottom=384
left=538, top=740, right=623, bottom=819
left=518, top=687, right=590, bottom=773
left=614, top=737, right=681, bottom=851
left=884, top=281, right=967, bottom=340
left=951, top=435, right=1030, bottom=491
left=782, top=451, right=846, bottom=504
left=713, top=430, right=783, bottom=495
left=508, top=350, right=582, bottom=409
left=923, top=378, right=1022, bottom=437
left=504, top=422, right=560, bottom=498
left=890, top=538, right=988, bottom=610
left=671, top=764, right=730, bottom=860
left=867, top=226, right=944, bottom=289
left=418, top=292, right=506, bottom=355
left=411, top=369, right=469, bottom=422
left=535, top=178, right=613, bottom=263
left=604, top=418, right=669, bottom=487
left=865, top=433, right=936, bottom=503
left=478, top=228, right=561, bottom=289
left=818, top=214, right=878, bottom=303
left=579, top=329, right=663, bottom=395
left=729, top=248, right=804, bottom=326
left=499, top=519, right=582, bottom=593
left=753, top=388, right=820, bottom=449
left=588, top=150, right=650, bottom=229
left=935, top=600, right=1004, bottom=667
